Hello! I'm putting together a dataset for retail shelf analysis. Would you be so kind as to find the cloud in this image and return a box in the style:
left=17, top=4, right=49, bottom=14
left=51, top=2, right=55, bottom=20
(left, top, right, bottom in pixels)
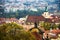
left=49, top=0, right=55, bottom=2
left=30, top=8, right=38, bottom=11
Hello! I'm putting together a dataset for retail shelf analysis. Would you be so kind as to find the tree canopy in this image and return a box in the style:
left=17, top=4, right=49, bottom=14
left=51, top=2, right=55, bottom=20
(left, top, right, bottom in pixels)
left=0, top=22, right=36, bottom=40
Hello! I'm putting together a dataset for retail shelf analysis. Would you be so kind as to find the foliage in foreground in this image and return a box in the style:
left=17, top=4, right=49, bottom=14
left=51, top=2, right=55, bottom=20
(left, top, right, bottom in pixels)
left=0, top=23, right=36, bottom=40
left=39, top=22, right=60, bottom=30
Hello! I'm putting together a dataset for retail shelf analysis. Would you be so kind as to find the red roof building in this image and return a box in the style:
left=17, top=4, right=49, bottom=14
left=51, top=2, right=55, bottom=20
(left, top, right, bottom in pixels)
left=0, top=18, right=6, bottom=24
left=0, top=18, right=18, bottom=24
left=26, top=15, right=45, bottom=23
left=50, top=15, right=60, bottom=24
left=5, top=18, right=18, bottom=23
left=26, top=15, right=60, bottom=24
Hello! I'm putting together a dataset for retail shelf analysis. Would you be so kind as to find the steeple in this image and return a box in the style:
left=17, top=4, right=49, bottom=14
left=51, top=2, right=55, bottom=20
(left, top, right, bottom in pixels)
left=45, top=6, right=48, bottom=12
left=42, top=6, right=51, bottom=18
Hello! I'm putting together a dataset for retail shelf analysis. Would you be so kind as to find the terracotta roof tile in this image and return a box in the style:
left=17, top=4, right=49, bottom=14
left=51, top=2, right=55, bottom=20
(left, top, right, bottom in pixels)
left=26, top=15, right=45, bottom=22
left=26, top=15, right=60, bottom=23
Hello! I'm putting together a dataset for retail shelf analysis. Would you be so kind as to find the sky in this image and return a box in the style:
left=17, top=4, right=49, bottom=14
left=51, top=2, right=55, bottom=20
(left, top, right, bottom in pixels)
left=5, top=0, right=60, bottom=12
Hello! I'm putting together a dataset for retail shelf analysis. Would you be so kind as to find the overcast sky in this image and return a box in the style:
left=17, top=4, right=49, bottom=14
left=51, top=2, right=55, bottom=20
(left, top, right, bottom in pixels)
left=5, top=0, right=60, bottom=11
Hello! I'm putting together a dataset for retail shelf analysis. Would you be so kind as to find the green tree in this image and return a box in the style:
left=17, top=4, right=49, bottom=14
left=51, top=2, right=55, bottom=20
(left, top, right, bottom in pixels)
left=39, top=22, right=51, bottom=30
left=0, top=23, right=36, bottom=40
left=58, top=24, right=60, bottom=29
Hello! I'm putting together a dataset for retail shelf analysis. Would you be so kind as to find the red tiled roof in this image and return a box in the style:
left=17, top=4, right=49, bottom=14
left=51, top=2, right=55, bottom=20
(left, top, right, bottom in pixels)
left=45, top=18, right=52, bottom=23
left=51, top=30, right=60, bottom=34
left=6, top=18, right=18, bottom=21
left=0, top=18, right=6, bottom=24
left=26, top=15, right=45, bottom=22
left=26, top=15, right=60, bottom=23
left=9, top=18, right=18, bottom=21
left=50, top=15, right=60, bottom=23
left=51, top=15, right=60, bottom=19
left=0, top=18, right=5, bottom=21
left=0, top=18, right=18, bottom=24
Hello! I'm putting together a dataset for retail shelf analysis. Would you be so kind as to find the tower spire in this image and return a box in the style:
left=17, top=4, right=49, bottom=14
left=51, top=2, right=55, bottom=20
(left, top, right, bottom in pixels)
left=45, top=6, right=48, bottom=12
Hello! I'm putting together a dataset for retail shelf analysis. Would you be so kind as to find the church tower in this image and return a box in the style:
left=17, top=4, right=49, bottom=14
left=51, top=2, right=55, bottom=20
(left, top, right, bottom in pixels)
left=42, top=6, right=51, bottom=18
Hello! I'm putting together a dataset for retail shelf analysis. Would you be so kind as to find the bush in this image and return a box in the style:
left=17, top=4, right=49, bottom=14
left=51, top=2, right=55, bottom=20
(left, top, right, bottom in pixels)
left=0, top=22, right=36, bottom=40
